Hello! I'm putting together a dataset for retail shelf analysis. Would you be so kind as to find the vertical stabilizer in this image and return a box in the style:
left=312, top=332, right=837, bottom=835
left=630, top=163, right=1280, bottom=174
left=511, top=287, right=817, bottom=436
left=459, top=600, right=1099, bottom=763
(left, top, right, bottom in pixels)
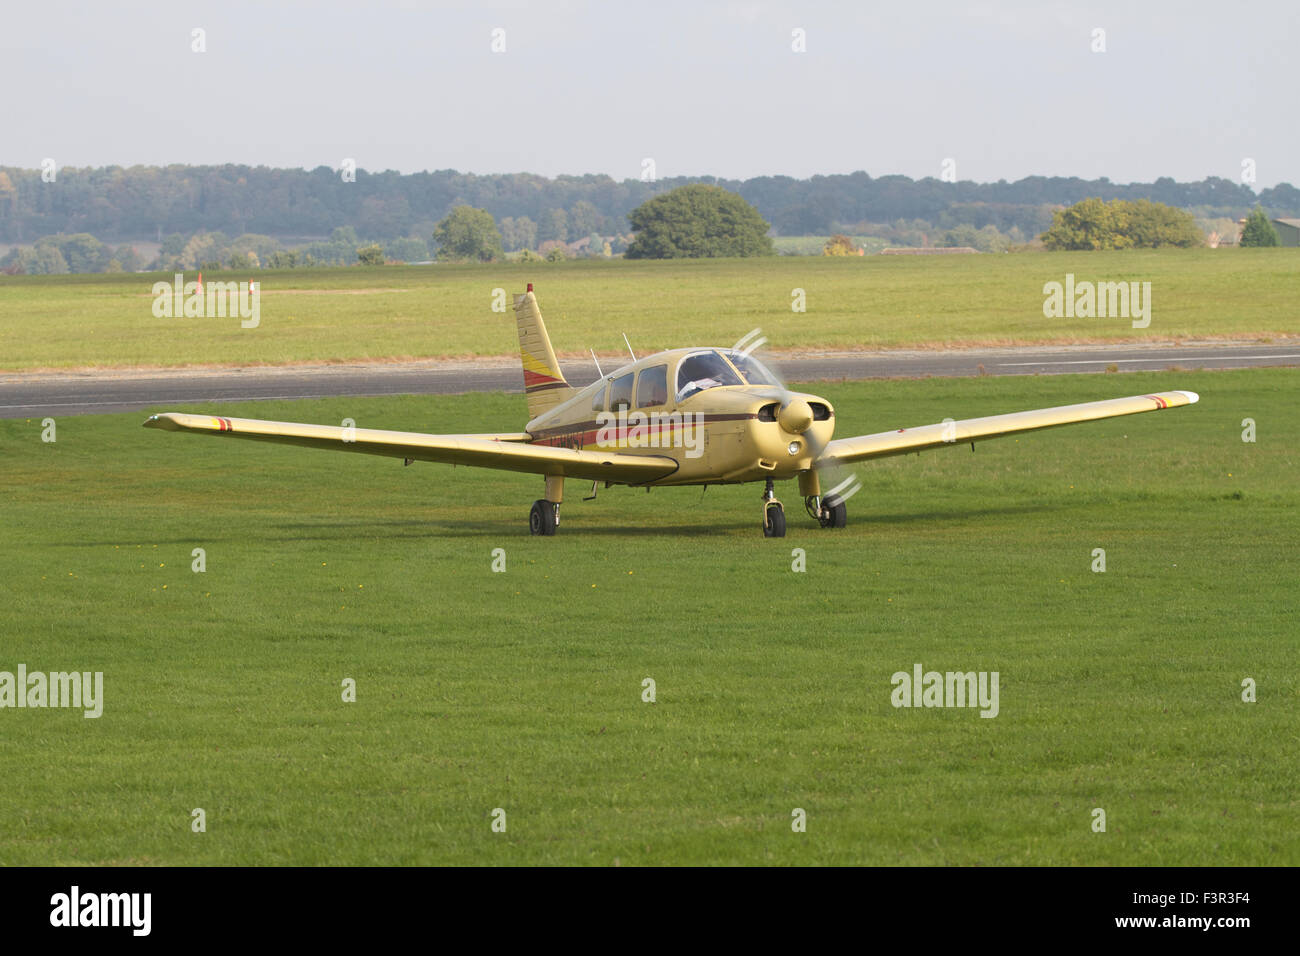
left=515, top=286, right=572, bottom=419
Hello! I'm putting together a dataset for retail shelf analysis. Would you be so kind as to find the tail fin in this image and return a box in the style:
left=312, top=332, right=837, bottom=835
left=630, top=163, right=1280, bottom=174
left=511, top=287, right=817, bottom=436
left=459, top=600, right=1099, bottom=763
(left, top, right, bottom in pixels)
left=514, top=285, right=573, bottom=419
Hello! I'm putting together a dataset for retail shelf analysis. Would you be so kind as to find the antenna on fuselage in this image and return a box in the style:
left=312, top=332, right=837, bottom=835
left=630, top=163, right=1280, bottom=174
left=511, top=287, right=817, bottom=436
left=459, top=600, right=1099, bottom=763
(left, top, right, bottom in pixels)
left=622, top=333, right=636, bottom=361
left=590, top=348, right=604, bottom=379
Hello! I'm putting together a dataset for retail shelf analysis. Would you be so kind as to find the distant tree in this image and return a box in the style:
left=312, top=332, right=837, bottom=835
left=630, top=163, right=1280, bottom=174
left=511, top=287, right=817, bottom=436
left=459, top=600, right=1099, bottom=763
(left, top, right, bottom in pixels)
left=299, top=229, right=360, bottom=266
left=228, top=233, right=282, bottom=262
left=1040, top=198, right=1132, bottom=250
left=568, top=200, right=601, bottom=239
left=518, top=248, right=543, bottom=262
left=540, top=208, right=569, bottom=243
left=936, top=223, right=1009, bottom=252
left=0, top=244, right=69, bottom=274
left=180, top=232, right=232, bottom=269
left=500, top=215, right=537, bottom=252
left=625, top=185, right=775, bottom=258
left=976, top=224, right=1011, bottom=253
left=384, top=237, right=430, bottom=262
left=1041, top=198, right=1201, bottom=250
left=1239, top=207, right=1279, bottom=247
left=356, top=243, right=386, bottom=265
left=159, top=233, right=187, bottom=257
left=30, top=245, right=70, bottom=274
left=545, top=245, right=569, bottom=262
left=41, top=233, right=108, bottom=272
left=432, top=206, right=504, bottom=262
left=823, top=234, right=858, bottom=256
left=772, top=197, right=837, bottom=236
left=113, top=245, right=144, bottom=271
left=331, top=226, right=359, bottom=246
left=1122, top=199, right=1205, bottom=247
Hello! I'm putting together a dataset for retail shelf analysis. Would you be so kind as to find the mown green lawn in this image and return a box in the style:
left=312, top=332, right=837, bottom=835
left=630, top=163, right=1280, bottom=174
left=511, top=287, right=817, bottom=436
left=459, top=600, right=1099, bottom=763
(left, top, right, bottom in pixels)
left=0, top=368, right=1295, bottom=864
left=0, top=249, right=1296, bottom=369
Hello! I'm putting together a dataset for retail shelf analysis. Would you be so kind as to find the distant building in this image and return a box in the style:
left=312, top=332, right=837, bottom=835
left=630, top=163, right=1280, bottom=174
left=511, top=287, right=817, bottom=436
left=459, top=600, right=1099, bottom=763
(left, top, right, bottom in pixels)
left=1272, top=218, right=1300, bottom=246
left=1233, top=217, right=1300, bottom=246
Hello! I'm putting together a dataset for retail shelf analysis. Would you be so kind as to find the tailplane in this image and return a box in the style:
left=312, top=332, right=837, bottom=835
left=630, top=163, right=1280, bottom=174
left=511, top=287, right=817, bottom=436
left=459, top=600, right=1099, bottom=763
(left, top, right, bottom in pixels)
left=514, top=285, right=573, bottom=419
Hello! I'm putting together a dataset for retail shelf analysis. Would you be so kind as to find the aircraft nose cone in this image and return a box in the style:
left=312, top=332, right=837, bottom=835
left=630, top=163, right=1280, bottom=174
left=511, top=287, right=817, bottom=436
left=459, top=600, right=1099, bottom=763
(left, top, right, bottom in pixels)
left=778, top=399, right=813, bottom=435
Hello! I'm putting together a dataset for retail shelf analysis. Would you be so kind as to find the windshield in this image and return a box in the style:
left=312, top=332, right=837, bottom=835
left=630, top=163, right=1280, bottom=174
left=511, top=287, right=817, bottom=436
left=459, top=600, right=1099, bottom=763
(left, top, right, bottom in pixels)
left=721, top=350, right=782, bottom=387
left=675, top=351, right=743, bottom=402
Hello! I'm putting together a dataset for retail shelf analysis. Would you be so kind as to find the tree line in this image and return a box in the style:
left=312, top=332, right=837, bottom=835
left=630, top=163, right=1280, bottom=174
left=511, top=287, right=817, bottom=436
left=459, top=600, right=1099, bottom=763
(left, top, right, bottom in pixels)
left=2, top=188, right=1287, bottom=274
left=2, top=165, right=1297, bottom=246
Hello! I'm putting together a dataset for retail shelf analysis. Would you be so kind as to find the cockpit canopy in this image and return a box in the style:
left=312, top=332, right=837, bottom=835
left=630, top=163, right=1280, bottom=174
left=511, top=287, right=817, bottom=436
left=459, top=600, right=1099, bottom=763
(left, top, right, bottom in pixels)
left=720, top=350, right=782, bottom=388
left=675, top=349, right=782, bottom=402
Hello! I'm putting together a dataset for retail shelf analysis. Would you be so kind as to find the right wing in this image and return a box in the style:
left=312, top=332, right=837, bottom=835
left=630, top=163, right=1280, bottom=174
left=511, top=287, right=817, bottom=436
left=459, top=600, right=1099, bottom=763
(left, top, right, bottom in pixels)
left=143, top=412, right=678, bottom=484
left=817, top=390, right=1198, bottom=467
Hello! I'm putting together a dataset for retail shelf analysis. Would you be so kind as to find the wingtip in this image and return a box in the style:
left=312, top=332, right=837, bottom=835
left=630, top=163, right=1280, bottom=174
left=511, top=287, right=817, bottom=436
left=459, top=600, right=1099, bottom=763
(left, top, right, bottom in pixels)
left=1176, top=390, right=1200, bottom=405
left=142, top=413, right=178, bottom=430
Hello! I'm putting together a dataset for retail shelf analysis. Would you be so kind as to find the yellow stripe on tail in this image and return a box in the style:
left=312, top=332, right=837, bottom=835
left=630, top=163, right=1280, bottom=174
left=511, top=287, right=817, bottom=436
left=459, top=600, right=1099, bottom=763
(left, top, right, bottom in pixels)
left=515, top=285, right=573, bottom=420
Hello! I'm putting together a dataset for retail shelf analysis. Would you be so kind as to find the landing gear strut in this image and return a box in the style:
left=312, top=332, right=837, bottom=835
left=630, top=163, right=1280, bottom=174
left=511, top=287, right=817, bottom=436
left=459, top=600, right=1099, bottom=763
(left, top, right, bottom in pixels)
left=762, top=477, right=786, bottom=537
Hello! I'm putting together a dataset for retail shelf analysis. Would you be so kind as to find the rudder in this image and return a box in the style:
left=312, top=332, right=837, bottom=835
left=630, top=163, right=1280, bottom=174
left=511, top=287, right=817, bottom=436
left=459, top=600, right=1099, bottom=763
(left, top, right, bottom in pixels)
left=515, top=285, right=572, bottom=419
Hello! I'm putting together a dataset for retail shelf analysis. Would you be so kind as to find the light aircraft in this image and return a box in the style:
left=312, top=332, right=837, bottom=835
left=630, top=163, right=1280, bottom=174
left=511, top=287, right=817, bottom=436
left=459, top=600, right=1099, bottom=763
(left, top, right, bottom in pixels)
left=145, top=285, right=1199, bottom=536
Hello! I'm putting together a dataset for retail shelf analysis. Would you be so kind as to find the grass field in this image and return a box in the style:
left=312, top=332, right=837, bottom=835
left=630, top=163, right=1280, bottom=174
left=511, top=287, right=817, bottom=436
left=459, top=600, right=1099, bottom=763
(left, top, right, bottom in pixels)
left=1, top=368, right=1295, bottom=865
left=1, top=249, right=1296, bottom=370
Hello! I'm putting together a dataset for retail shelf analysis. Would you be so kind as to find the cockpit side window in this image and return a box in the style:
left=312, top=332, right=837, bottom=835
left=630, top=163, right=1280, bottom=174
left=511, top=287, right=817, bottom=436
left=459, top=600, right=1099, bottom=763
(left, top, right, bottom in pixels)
left=636, top=365, right=669, bottom=408
left=675, top=351, right=743, bottom=402
left=592, top=382, right=608, bottom=412
left=609, top=372, right=635, bottom=411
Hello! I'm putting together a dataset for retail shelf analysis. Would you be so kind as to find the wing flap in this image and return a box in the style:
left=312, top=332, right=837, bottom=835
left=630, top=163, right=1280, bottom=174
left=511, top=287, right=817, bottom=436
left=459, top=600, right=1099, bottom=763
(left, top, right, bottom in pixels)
left=144, top=412, right=677, bottom=483
left=818, top=390, right=1198, bottom=467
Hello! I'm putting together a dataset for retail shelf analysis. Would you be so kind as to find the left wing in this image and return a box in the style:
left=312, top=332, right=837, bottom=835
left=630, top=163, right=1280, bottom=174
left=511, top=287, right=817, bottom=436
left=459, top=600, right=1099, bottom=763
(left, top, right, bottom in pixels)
left=817, top=390, right=1198, bottom=467
left=143, top=412, right=679, bottom=484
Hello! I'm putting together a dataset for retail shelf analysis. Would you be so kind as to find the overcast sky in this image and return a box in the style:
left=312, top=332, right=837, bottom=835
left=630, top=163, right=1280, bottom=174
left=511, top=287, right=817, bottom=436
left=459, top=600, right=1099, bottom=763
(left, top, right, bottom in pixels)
left=3, top=0, right=1294, bottom=187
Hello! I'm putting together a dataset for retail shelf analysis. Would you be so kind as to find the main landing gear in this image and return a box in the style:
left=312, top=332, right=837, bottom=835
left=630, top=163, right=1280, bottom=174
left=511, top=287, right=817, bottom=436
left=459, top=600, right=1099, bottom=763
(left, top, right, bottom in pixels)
left=529, top=499, right=559, bottom=535
left=805, top=493, right=847, bottom=528
left=796, top=470, right=847, bottom=532
left=762, top=477, right=786, bottom=538
left=529, top=475, right=564, bottom=536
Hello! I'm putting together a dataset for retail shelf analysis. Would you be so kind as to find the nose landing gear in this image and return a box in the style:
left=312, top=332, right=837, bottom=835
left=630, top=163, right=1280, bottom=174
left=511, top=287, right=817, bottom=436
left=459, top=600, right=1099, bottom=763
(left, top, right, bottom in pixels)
left=762, top=477, right=786, bottom=537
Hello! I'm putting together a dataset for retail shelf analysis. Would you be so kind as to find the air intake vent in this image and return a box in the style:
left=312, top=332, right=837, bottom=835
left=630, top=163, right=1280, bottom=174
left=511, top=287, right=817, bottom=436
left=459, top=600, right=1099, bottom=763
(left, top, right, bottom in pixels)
left=809, top=403, right=832, bottom=421
left=757, top=403, right=779, bottom=422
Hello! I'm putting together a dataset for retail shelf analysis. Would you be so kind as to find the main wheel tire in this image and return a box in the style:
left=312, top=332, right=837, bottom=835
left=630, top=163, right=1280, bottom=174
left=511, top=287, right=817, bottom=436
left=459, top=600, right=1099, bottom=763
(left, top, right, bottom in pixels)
left=819, top=493, right=847, bottom=529
left=529, top=499, right=558, bottom=536
left=763, top=503, right=786, bottom=538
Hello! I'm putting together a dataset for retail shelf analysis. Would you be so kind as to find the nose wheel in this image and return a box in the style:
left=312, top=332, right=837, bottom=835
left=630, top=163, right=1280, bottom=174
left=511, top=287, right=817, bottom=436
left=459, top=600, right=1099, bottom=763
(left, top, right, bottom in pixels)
left=761, top=478, right=786, bottom=537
